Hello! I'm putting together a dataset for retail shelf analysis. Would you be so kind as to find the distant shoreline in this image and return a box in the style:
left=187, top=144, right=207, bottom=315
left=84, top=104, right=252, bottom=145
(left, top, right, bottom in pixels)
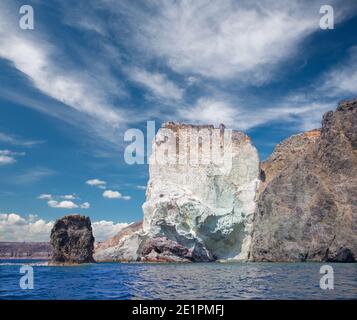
left=0, top=257, right=49, bottom=260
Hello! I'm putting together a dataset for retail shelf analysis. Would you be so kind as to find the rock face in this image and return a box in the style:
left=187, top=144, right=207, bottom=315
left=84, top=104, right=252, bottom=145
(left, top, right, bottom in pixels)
left=50, top=215, right=95, bottom=264
left=251, top=99, right=357, bottom=262
left=142, top=123, right=260, bottom=261
left=94, top=222, right=142, bottom=262
left=141, top=237, right=193, bottom=262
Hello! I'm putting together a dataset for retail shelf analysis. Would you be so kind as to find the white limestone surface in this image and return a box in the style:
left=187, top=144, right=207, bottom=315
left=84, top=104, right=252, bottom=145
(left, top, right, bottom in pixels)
left=142, top=123, right=260, bottom=261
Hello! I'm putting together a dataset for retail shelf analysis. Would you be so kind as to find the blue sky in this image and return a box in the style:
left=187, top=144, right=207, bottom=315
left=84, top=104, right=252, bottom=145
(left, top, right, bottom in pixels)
left=0, top=0, right=356, bottom=241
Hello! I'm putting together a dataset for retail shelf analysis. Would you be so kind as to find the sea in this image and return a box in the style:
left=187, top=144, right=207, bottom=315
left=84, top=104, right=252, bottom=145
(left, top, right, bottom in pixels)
left=0, top=259, right=356, bottom=300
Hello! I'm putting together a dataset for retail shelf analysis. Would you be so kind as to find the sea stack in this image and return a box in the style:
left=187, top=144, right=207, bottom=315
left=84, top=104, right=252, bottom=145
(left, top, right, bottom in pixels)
left=50, top=215, right=95, bottom=264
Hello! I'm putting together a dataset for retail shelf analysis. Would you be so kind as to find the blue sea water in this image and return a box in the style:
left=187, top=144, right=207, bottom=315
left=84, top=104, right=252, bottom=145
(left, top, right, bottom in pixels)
left=0, top=260, right=356, bottom=300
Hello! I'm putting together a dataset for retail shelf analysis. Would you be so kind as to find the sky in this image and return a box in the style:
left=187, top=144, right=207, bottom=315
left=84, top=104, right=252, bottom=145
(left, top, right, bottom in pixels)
left=0, top=0, right=356, bottom=242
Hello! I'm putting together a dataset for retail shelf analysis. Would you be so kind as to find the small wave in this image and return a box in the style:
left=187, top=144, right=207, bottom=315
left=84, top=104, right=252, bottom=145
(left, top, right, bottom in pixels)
left=0, top=261, right=49, bottom=266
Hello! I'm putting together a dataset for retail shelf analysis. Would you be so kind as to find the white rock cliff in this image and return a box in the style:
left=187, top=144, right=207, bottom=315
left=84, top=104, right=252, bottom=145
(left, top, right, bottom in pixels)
left=142, top=123, right=260, bottom=261
left=95, top=122, right=260, bottom=262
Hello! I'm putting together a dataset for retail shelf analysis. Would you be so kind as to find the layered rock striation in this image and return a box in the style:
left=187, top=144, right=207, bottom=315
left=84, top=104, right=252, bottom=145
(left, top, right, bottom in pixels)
left=50, top=215, right=95, bottom=264
left=251, top=99, right=357, bottom=262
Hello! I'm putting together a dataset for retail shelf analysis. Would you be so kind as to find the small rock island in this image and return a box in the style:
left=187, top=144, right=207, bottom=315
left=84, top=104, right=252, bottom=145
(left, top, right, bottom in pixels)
left=50, top=215, right=95, bottom=264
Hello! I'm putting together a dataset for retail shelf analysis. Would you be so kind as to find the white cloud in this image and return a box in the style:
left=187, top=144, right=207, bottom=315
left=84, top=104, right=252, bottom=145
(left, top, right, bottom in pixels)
left=179, top=98, right=238, bottom=127
left=86, top=178, right=107, bottom=188
left=178, top=95, right=335, bottom=132
left=102, top=190, right=121, bottom=199
left=0, top=213, right=129, bottom=242
left=103, top=190, right=131, bottom=200
left=0, top=35, right=122, bottom=126
left=129, top=68, right=183, bottom=101
left=136, top=185, right=147, bottom=190
left=0, top=152, right=16, bottom=166
left=0, top=150, right=25, bottom=166
left=0, top=213, right=54, bottom=242
left=80, top=202, right=91, bottom=209
left=0, top=2, right=127, bottom=148
left=62, top=194, right=76, bottom=200
left=38, top=194, right=90, bottom=209
left=48, top=200, right=79, bottom=209
left=38, top=194, right=53, bottom=200
left=128, top=0, right=349, bottom=82
left=92, top=220, right=129, bottom=241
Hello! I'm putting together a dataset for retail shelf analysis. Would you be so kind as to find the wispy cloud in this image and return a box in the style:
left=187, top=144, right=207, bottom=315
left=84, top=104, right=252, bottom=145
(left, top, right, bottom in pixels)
left=12, top=167, right=55, bottom=185
left=118, top=0, right=352, bottom=82
left=177, top=95, right=336, bottom=132
left=0, top=132, right=44, bottom=147
left=129, top=68, right=183, bottom=101
left=37, top=194, right=52, bottom=200
left=0, top=150, right=25, bottom=166
left=0, top=2, right=127, bottom=148
left=320, top=46, right=357, bottom=98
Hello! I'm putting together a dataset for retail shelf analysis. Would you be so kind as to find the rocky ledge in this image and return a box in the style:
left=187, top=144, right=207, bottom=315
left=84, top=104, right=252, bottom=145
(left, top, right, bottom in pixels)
left=50, top=215, right=95, bottom=264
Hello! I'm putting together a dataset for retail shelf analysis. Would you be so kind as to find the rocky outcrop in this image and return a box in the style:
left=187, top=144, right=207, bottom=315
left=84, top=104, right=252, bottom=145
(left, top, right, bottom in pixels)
left=50, top=215, right=95, bottom=264
left=94, top=222, right=142, bottom=262
left=142, top=123, right=260, bottom=261
left=140, top=237, right=193, bottom=262
left=93, top=99, right=356, bottom=263
left=94, top=123, right=260, bottom=262
left=251, top=99, right=357, bottom=262
left=0, top=242, right=52, bottom=259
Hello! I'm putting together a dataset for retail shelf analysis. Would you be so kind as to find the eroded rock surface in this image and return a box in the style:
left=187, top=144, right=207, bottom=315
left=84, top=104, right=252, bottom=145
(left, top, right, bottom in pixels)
left=50, top=215, right=95, bottom=264
left=143, top=123, right=260, bottom=261
left=251, top=99, right=357, bottom=262
left=94, top=221, right=142, bottom=262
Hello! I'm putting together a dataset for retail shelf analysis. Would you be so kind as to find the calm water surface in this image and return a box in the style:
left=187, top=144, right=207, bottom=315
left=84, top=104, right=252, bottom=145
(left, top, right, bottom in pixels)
left=0, top=260, right=356, bottom=299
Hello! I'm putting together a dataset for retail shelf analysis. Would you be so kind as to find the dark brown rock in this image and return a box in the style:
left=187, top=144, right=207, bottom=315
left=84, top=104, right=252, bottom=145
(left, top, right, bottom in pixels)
left=250, top=98, right=357, bottom=262
left=140, top=236, right=212, bottom=262
left=50, top=215, right=95, bottom=264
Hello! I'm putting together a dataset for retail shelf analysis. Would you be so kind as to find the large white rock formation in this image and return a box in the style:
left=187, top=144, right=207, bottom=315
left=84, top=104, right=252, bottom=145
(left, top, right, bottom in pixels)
left=142, top=123, right=260, bottom=261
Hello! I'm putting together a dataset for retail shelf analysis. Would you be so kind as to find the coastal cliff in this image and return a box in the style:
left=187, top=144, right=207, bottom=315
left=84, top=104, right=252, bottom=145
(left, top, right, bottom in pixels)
left=251, top=99, right=357, bottom=262
left=94, top=99, right=356, bottom=263
left=0, top=242, right=52, bottom=259
left=95, top=123, right=260, bottom=262
left=141, top=123, right=260, bottom=261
